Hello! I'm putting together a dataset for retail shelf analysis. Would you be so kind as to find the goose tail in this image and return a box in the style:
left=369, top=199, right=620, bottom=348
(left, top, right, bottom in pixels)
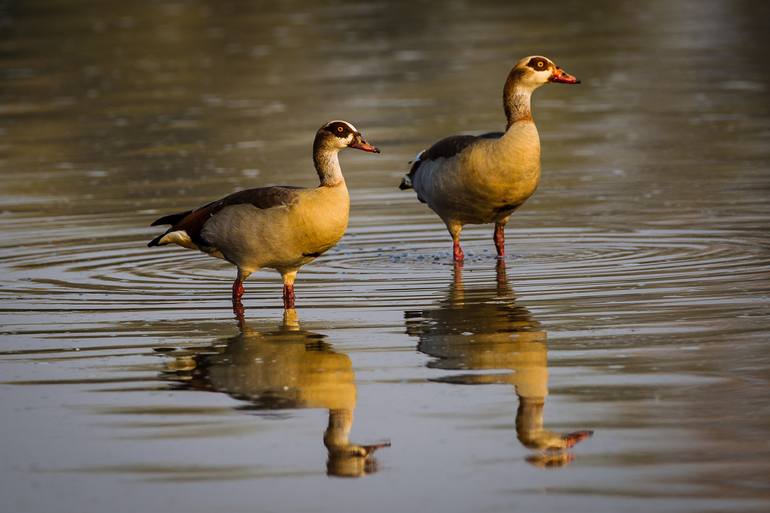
left=398, top=150, right=424, bottom=190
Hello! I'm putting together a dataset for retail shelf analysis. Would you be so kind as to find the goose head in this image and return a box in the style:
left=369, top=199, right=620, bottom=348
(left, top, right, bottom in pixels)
left=510, top=55, right=580, bottom=89
left=315, top=120, right=380, bottom=154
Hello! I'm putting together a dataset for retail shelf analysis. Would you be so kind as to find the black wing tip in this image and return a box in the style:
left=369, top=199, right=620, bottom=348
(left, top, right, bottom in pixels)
left=150, top=210, right=192, bottom=227
left=150, top=216, right=174, bottom=227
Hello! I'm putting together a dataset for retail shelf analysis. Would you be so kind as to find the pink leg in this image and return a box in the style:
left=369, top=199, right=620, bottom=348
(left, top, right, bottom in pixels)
left=447, top=223, right=464, bottom=263
left=453, top=239, right=464, bottom=263
left=282, top=283, right=295, bottom=309
left=231, top=269, right=251, bottom=321
left=232, top=279, right=244, bottom=304
left=494, top=223, right=505, bottom=258
left=232, top=279, right=245, bottom=321
left=232, top=301, right=245, bottom=325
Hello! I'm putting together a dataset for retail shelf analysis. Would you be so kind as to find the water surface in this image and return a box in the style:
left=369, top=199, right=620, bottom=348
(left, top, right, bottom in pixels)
left=2, top=1, right=770, bottom=512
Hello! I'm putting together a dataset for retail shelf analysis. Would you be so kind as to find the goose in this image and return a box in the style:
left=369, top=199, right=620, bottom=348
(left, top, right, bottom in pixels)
left=148, top=120, right=380, bottom=310
left=399, top=55, right=579, bottom=262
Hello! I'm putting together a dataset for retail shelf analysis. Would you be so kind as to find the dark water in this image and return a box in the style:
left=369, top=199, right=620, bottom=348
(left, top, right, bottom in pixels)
left=2, top=1, right=770, bottom=512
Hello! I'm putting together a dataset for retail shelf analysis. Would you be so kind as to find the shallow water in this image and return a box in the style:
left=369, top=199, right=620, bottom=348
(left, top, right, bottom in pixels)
left=2, top=1, right=770, bottom=512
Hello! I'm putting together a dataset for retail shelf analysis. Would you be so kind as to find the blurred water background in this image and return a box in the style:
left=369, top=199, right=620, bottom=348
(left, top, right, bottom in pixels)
left=1, top=1, right=769, bottom=512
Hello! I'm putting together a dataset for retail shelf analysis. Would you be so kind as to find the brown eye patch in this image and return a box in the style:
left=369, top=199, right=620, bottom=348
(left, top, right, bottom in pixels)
left=527, top=57, right=549, bottom=70
left=326, top=121, right=353, bottom=137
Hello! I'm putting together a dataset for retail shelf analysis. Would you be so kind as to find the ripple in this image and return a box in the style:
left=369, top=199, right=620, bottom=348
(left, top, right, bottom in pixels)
left=2, top=201, right=768, bottom=333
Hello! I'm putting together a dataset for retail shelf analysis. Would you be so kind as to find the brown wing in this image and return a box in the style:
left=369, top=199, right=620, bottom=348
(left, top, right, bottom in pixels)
left=407, top=132, right=504, bottom=179
left=148, top=186, right=301, bottom=247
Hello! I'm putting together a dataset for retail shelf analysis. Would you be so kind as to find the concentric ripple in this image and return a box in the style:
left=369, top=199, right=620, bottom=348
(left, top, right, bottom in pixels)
left=1, top=193, right=768, bottom=333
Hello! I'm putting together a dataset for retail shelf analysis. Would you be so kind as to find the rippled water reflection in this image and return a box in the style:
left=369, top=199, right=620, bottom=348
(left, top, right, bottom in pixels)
left=2, top=1, right=770, bottom=512
left=162, top=309, right=391, bottom=478
left=406, top=262, right=595, bottom=467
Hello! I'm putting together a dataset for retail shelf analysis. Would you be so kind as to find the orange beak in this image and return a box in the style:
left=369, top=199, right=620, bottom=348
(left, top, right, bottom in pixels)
left=350, top=134, right=381, bottom=153
left=549, top=67, right=580, bottom=84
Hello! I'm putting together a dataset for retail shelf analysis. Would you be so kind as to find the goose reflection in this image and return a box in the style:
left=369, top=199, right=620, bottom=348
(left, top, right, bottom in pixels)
left=405, top=262, right=592, bottom=467
left=163, top=310, right=389, bottom=477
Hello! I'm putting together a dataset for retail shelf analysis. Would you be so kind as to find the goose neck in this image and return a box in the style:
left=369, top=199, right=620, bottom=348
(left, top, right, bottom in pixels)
left=503, top=85, right=534, bottom=128
left=313, top=144, right=344, bottom=186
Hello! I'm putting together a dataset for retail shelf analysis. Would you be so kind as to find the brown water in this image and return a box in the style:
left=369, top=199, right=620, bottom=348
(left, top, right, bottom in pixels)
left=2, top=1, right=770, bottom=512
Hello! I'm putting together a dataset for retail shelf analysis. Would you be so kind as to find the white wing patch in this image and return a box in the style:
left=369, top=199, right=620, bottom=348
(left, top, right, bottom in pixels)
left=158, top=230, right=198, bottom=250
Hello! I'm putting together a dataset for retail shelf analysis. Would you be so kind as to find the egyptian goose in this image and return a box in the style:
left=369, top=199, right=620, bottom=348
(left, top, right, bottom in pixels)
left=399, top=56, right=579, bottom=262
left=148, top=120, right=379, bottom=310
